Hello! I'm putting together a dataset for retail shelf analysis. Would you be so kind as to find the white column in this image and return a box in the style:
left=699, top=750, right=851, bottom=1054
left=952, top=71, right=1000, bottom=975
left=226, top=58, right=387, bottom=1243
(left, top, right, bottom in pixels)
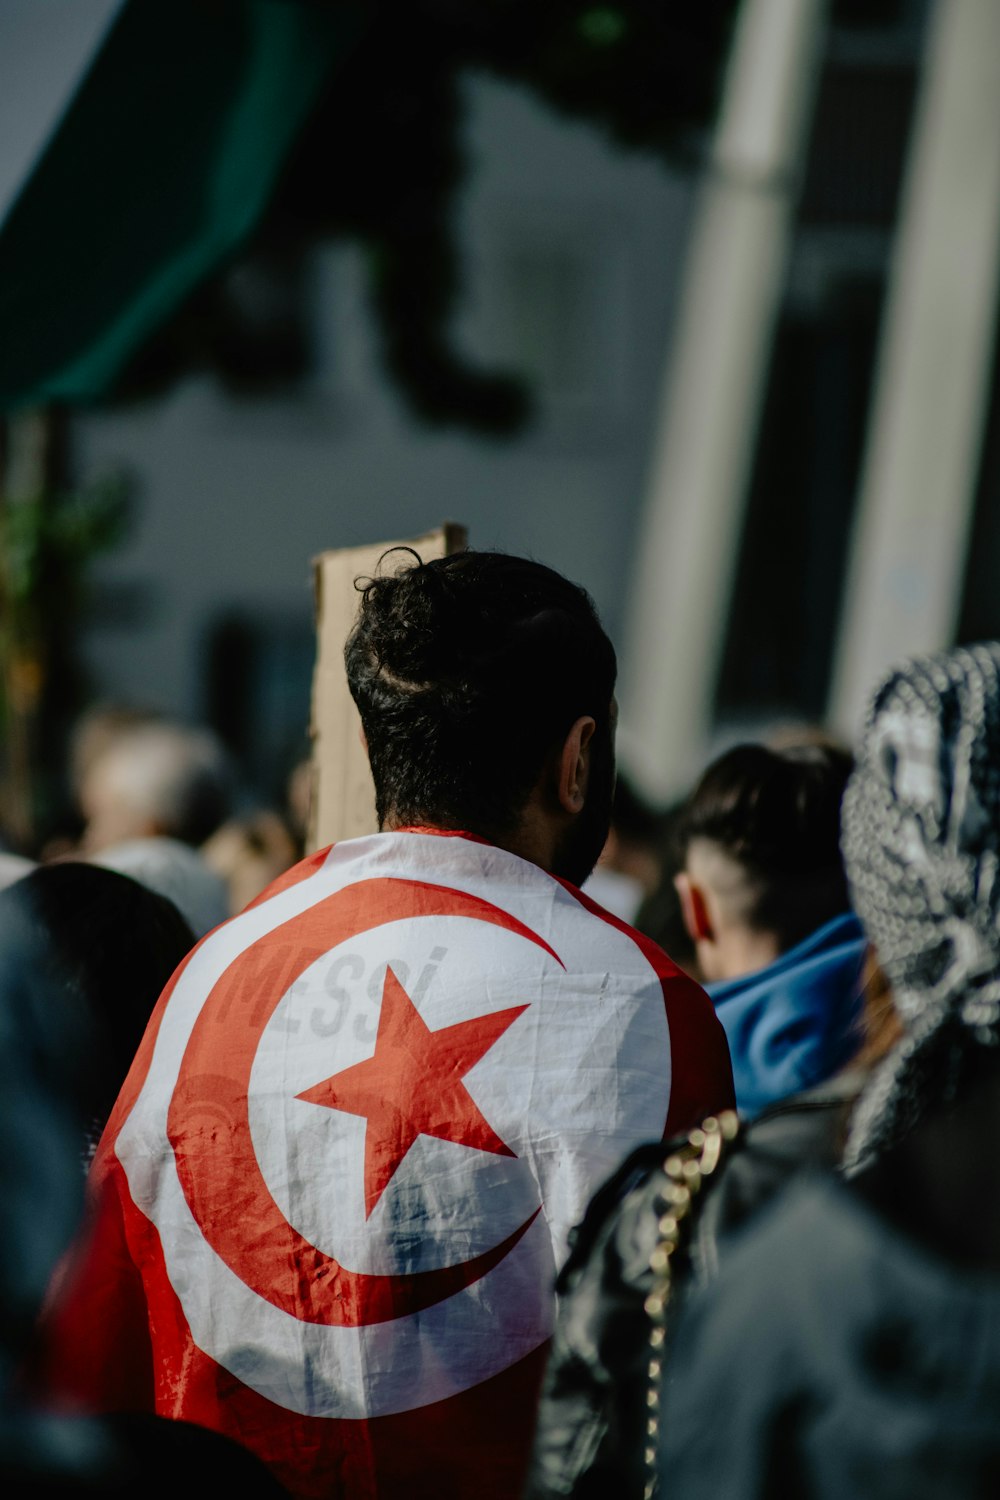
left=619, top=0, right=827, bottom=804
left=829, top=0, right=1000, bottom=738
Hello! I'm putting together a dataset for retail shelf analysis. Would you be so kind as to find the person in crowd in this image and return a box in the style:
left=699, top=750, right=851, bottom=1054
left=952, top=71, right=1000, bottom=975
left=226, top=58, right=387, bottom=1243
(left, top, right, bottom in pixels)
left=673, top=742, right=866, bottom=1117
left=285, top=754, right=313, bottom=856
left=70, top=705, right=161, bottom=814
left=630, top=799, right=700, bottom=978
left=0, top=894, right=129, bottom=1495
left=202, top=808, right=299, bottom=914
left=0, top=851, right=34, bottom=889
left=91, top=833, right=229, bottom=938
left=660, top=642, right=1000, bottom=1500
left=76, top=714, right=232, bottom=852
left=525, top=953, right=898, bottom=1500
left=0, top=891, right=286, bottom=1496
left=585, top=774, right=668, bottom=925
left=0, top=863, right=195, bottom=1160
left=41, top=549, right=733, bottom=1500
left=527, top=741, right=866, bottom=1500
left=70, top=712, right=232, bottom=934
left=35, top=705, right=166, bottom=861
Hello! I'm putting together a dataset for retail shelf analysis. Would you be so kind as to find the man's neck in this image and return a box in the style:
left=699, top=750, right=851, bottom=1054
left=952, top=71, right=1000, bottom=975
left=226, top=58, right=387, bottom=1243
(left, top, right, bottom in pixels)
left=704, top=927, right=783, bottom=983
left=381, top=806, right=563, bottom=878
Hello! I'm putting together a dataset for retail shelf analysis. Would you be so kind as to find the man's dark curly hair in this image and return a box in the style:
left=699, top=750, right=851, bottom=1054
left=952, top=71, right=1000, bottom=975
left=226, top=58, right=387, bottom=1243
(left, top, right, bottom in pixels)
left=345, top=549, right=617, bottom=837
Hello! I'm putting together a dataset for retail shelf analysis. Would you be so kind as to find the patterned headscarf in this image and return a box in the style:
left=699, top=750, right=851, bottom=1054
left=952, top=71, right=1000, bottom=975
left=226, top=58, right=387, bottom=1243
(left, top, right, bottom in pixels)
left=841, top=642, right=1000, bottom=1175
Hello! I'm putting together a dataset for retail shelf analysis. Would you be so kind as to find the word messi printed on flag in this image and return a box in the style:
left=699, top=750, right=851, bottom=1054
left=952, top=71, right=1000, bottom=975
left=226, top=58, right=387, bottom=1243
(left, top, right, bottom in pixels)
left=44, top=829, right=733, bottom=1499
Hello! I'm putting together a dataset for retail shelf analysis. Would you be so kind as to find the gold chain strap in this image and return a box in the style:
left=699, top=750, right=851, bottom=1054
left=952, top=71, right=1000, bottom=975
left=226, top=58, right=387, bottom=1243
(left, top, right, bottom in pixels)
left=642, top=1110, right=740, bottom=1500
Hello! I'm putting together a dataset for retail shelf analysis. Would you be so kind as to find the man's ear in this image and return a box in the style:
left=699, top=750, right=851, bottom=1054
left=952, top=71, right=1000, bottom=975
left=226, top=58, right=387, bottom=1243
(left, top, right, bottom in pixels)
left=674, top=871, right=714, bottom=944
left=556, top=716, right=596, bottom=815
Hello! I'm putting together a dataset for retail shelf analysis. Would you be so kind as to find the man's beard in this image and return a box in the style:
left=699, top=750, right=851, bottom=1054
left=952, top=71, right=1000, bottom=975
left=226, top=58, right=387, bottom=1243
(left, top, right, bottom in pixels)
left=551, top=724, right=616, bottom=889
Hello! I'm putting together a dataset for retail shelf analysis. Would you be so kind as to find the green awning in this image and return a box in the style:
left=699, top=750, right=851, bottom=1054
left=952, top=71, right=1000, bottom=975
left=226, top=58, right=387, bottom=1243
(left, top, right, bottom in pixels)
left=0, top=0, right=359, bottom=410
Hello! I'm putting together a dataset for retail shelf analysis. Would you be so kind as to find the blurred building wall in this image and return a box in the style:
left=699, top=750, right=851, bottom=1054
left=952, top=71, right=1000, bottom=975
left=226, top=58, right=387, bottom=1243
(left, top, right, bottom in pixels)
left=69, top=74, right=698, bottom=791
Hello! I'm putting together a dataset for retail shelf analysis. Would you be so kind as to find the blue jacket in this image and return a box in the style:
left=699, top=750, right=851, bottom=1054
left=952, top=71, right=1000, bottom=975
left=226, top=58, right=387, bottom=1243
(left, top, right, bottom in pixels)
left=707, top=913, right=866, bottom=1120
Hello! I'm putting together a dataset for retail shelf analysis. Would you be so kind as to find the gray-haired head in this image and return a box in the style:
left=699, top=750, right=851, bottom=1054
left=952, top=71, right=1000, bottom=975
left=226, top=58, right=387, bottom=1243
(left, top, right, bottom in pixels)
left=80, top=721, right=232, bottom=852
left=842, top=641, right=1000, bottom=1174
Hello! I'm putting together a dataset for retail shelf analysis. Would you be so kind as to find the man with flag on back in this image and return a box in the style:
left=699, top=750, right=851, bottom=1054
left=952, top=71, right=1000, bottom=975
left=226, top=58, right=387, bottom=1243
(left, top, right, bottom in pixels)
left=43, top=550, right=733, bottom=1499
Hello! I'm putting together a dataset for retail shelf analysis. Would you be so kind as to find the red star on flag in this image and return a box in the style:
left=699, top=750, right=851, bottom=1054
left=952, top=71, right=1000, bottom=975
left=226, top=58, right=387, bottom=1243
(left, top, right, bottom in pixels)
left=298, top=966, right=528, bottom=1218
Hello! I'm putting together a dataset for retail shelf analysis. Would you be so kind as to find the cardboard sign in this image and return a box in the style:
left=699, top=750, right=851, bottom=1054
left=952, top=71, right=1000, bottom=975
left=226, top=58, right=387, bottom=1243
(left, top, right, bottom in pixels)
left=308, top=525, right=467, bottom=850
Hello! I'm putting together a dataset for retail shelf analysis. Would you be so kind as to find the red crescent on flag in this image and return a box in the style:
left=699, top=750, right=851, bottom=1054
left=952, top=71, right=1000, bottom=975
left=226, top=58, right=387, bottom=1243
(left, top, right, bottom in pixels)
left=167, top=877, right=563, bottom=1328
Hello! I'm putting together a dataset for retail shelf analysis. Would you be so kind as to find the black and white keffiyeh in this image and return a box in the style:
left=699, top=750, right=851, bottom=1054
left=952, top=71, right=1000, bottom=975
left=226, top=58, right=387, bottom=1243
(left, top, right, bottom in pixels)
left=842, top=642, right=1000, bottom=1175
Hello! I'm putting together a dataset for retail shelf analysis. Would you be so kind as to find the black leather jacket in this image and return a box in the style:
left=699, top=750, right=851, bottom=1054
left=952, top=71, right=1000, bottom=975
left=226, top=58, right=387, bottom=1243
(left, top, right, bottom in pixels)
left=524, top=1073, right=861, bottom=1500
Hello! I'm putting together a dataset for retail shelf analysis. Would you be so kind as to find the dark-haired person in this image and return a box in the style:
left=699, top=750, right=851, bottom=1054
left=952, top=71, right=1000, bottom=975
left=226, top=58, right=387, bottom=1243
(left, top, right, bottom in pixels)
left=525, top=745, right=873, bottom=1500
left=0, top=862, right=196, bottom=1161
left=42, top=550, right=733, bottom=1500
left=0, top=896, right=287, bottom=1498
left=674, top=743, right=866, bottom=1118
left=660, top=644, right=1000, bottom=1500
left=71, top=712, right=232, bottom=936
left=585, top=774, right=669, bottom=926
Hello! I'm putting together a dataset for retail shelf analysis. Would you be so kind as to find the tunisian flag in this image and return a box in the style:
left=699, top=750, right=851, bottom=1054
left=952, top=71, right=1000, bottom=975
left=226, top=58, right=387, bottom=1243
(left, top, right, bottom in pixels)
left=44, top=830, right=733, bottom=1498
